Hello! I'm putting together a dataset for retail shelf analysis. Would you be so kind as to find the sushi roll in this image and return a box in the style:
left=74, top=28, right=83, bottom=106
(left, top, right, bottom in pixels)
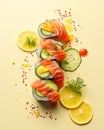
left=36, top=39, right=64, bottom=60
left=40, top=39, right=66, bottom=61
left=35, top=61, right=53, bottom=79
left=41, top=59, right=64, bottom=88
left=38, top=20, right=57, bottom=38
left=38, top=19, right=70, bottom=44
left=36, top=45, right=55, bottom=60
left=31, top=79, right=60, bottom=103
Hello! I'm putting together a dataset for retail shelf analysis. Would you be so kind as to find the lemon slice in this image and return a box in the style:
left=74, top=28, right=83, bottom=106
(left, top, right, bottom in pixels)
left=17, top=31, right=40, bottom=52
left=60, top=87, right=83, bottom=109
left=69, top=102, right=93, bottom=125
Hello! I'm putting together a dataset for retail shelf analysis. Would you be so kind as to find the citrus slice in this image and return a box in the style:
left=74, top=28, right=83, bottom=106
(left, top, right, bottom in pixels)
left=17, top=31, right=40, bottom=52
left=60, top=87, right=83, bottom=109
left=69, top=102, right=93, bottom=125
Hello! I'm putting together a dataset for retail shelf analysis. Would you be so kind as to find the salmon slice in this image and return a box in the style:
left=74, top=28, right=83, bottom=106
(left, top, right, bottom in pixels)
left=31, top=79, right=60, bottom=102
left=57, top=20, right=70, bottom=41
left=47, top=19, right=62, bottom=36
left=47, top=91, right=60, bottom=102
left=31, top=80, right=45, bottom=89
left=44, top=19, right=70, bottom=44
left=41, top=59, right=64, bottom=88
left=40, top=39, right=66, bottom=61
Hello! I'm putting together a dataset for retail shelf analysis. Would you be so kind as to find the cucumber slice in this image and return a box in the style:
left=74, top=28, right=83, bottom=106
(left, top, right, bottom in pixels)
left=60, top=48, right=82, bottom=72
left=41, top=28, right=53, bottom=36
left=35, top=89, right=45, bottom=97
left=17, top=31, right=40, bottom=52
left=38, top=23, right=56, bottom=38
left=32, top=88, right=48, bottom=101
left=35, top=64, right=51, bottom=79
left=40, top=49, right=52, bottom=59
left=54, top=41, right=63, bottom=49
left=45, top=80, right=58, bottom=91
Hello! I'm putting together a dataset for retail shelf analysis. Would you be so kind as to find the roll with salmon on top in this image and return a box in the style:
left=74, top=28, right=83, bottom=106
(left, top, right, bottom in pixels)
left=35, top=59, right=64, bottom=88
left=31, top=79, right=60, bottom=103
left=36, top=39, right=65, bottom=60
left=38, top=19, right=70, bottom=45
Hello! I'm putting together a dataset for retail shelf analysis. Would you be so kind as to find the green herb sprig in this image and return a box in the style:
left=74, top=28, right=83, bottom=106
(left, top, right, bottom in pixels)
left=26, top=37, right=36, bottom=46
left=65, top=77, right=86, bottom=95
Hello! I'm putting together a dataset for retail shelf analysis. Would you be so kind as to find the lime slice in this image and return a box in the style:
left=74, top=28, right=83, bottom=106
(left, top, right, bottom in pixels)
left=17, top=31, right=40, bottom=52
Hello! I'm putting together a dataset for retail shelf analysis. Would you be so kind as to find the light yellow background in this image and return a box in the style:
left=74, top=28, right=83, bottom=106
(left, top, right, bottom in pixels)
left=0, top=0, right=104, bottom=130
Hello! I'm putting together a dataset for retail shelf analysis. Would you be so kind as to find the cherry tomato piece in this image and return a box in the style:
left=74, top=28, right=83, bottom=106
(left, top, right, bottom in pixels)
left=79, top=48, right=88, bottom=57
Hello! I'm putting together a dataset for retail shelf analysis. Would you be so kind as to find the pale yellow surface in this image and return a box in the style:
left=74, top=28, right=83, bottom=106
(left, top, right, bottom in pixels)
left=0, top=0, right=104, bottom=130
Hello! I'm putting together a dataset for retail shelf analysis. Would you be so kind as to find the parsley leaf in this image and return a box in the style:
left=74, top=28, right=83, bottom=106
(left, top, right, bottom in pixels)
left=26, top=37, right=36, bottom=47
left=65, top=77, right=86, bottom=95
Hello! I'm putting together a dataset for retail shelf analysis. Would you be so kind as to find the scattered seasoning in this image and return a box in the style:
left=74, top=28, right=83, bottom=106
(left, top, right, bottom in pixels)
left=54, top=9, right=81, bottom=44
left=55, top=9, right=79, bottom=30
left=55, top=9, right=72, bottom=20
left=21, top=55, right=33, bottom=86
left=25, top=102, right=57, bottom=120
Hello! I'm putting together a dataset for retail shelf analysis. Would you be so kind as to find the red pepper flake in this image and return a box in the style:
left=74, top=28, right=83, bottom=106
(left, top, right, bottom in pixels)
left=45, top=111, right=48, bottom=115
left=49, top=114, right=54, bottom=120
left=55, top=117, right=57, bottom=120
left=25, top=84, right=27, bottom=86
left=29, top=68, right=31, bottom=71
left=25, top=107, right=27, bottom=110
left=32, top=106, right=35, bottom=109
left=30, top=52, right=34, bottom=57
left=75, top=37, right=79, bottom=43
left=26, top=101, right=29, bottom=105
